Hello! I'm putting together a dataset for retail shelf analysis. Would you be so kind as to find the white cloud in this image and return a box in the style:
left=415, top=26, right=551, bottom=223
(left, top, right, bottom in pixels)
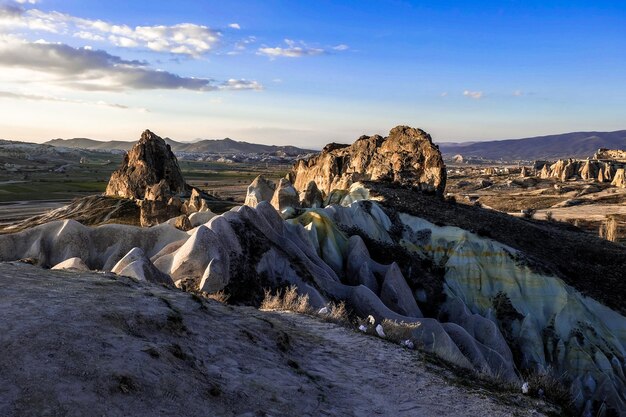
left=219, top=79, right=262, bottom=91
left=513, top=90, right=524, bottom=96
left=0, top=89, right=144, bottom=110
left=228, top=23, right=241, bottom=30
left=0, top=5, right=221, bottom=56
left=0, top=37, right=262, bottom=92
left=333, top=44, right=349, bottom=51
left=15, top=0, right=39, bottom=4
left=440, top=92, right=448, bottom=97
left=257, top=39, right=326, bottom=58
left=463, top=90, right=483, bottom=99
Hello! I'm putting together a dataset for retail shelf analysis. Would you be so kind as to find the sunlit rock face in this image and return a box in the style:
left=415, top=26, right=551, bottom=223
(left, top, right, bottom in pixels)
left=105, top=130, right=187, bottom=200
left=289, top=125, right=447, bottom=197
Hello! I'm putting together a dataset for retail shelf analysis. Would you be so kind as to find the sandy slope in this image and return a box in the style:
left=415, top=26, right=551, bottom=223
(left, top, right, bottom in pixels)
left=0, top=262, right=558, bottom=417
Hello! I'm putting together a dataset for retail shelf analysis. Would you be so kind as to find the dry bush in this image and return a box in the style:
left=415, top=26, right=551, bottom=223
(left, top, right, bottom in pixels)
left=380, top=319, right=421, bottom=343
left=206, top=291, right=229, bottom=304
left=323, top=301, right=350, bottom=325
left=545, top=211, right=554, bottom=222
left=599, top=215, right=618, bottom=242
left=260, top=286, right=312, bottom=314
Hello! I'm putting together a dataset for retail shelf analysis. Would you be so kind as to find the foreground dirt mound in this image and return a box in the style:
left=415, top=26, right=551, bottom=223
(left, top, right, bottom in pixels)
left=0, top=262, right=559, bottom=417
left=105, top=130, right=187, bottom=200
left=289, top=125, right=447, bottom=197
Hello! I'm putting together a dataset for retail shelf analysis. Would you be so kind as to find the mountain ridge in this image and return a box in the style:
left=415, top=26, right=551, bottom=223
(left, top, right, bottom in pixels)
left=438, top=130, right=626, bottom=161
left=45, top=137, right=315, bottom=156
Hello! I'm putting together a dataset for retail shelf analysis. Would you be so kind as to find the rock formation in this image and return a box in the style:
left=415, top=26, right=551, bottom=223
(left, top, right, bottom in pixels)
left=289, top=126, right=446, bottom=197
left=139, top=180, right=183, bottom=227
left=535, top=157, right=626, bottom=185
left=519, top=166, right=529, bottom=178
left=594, top=148, right=626, bottom=162
left=3, top=197, right=626, bottom=415
left=105, top=130, right=187, bottom=200
left=611, top=168, right=626, bottom=188
left=270, top=178, right=299, bottom=211
left=244, top=175, right=276, bottom=208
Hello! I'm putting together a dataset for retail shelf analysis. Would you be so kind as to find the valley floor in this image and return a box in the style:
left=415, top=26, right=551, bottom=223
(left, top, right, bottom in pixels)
left=0, top=262, right=560, bottom=417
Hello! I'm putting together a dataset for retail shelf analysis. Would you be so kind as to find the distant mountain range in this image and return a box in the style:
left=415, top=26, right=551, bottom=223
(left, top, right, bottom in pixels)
left=45, top=137, right=315, bottom=156
left=438, top=130, right=626, bottom=161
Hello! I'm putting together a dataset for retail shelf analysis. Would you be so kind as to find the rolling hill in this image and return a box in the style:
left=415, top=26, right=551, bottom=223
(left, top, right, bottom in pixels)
left=45, top=137, right=315, bottom=156
left=438, top=130, right=626, bottom=161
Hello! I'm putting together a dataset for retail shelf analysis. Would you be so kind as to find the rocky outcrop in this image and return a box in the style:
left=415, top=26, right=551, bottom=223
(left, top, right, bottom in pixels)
left=535, top=158, right=626, bottom=184
left=105, top=130, right=187, bottom=200
left=611, top=168, right=626, bottom=188
left=289, top=126, right=446, bottom=197
left=299, top=181, right=324, bottom=208
left=139, top=180, right=183, bottom=227
left=244, top=175, right=276, bottom=208
left=594, top=148, right=626, bottom=162
left=270, top=178, right=299, bottom=211
left=519, top=166, right=529, bottom=178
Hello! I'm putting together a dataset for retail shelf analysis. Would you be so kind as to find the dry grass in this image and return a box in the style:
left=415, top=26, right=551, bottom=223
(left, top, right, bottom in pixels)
left=380, top=319, right=422, bottom=343
left=260, top=286, right=350, bottom=325
left=599, top=215, right=618, bottom=242
left=260, top=286, right=312, bottom=314
left=324, top=301, right=350, bottom=324
left=522, top=369, right=574, bottom=412
left=205, top=290, right=230, bottom=304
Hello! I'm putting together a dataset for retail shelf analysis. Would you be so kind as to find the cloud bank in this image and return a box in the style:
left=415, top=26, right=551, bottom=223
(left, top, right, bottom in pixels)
left=0, top=37, right=262, bottom=92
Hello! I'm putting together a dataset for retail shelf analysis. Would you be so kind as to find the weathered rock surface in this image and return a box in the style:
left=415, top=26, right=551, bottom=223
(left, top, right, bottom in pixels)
left=0, top=262, right=560, bottom=417
left=244, top=175, right=276, bottom=208
left=105, top=130, right=186, bottom=200
left=51, top=257, right=90, bottom=271
left=139, top=180, right=183, bottom=227
left=299, top=180, right=324, bottom=208
left=270, top=178, right=299, bottom=211
left=289, top=125, right=447, bottom=197
left=611, top=168, right=626, bottom=188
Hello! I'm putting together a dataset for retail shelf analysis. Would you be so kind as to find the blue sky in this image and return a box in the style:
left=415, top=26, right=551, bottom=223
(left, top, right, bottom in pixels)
left=0, top=0, right=624, bottom=147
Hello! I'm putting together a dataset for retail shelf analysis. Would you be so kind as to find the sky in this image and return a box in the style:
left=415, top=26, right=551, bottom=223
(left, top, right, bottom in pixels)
left=0, top=0, right=624, bottom=147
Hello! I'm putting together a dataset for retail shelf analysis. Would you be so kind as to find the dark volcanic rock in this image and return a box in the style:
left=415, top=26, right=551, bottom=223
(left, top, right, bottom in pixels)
left=105, top=130, right=187, bottom=200
left=289, top=125, right=447, bottom=197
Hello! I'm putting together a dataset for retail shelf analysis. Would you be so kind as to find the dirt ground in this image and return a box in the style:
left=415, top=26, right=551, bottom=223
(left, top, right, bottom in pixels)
left=0, top=262, right=561, bottom=417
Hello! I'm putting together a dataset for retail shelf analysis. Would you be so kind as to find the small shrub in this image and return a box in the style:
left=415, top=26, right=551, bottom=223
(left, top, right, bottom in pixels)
left=545, top=211, right=554, bottom=222
left=325, top=301, right=350, bottom=325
